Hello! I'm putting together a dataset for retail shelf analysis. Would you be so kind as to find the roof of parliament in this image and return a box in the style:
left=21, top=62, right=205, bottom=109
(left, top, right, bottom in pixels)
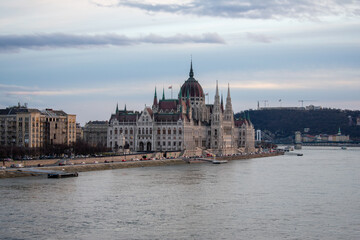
left=180, top=61, right=205, bottom=98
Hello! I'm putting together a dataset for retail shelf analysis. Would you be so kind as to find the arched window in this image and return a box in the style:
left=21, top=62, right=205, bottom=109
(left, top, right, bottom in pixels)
left=163, top=128, right=166, bottom=134
left=150, top=128, right=152, bottom=134
left=130, top=128, right=133, bottom=134
left=146, top=128, right=148, bottom=134
left=120, top=128, right=123, bottom=134
left=179, top=128, right=182, bottom=134
left=168, top=128, right=171, bottom=135
left=157, top=128, right=161, bottom=134
left=115, top=129, right=118, bottom=135
left=173, top=128, right=176, bottom=135
left=125, top=128, right=128, bottom=134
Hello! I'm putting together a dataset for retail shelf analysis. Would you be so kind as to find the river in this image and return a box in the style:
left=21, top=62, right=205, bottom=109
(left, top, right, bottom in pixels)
left=1, top=147, right=359, bottom=239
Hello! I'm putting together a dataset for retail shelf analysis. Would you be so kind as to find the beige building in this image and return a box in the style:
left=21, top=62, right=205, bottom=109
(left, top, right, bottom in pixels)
left=107, top=62, right=255, bottom=155
left=0, top=104, right=76, bottom=148
left=83, top=121, right=108, bottom=147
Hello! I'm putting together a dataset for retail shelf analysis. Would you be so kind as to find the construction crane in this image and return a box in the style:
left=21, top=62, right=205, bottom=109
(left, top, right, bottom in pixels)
left=258, top=100, right=269, bottom=108
left=298, top=100, right=314, bottom=107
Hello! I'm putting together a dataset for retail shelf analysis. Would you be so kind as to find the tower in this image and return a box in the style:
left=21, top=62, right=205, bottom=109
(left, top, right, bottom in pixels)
left=224, top=83, right=234, bottom=123
left=211, top=81, right=223, bottom=151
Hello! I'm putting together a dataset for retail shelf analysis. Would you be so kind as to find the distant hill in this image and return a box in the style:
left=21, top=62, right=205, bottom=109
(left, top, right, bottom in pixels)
left=235, top=108, right=360, bottom=141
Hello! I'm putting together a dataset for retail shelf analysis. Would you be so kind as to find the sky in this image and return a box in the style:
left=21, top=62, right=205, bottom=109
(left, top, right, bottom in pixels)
left=1, top=0, right=360, bottom=125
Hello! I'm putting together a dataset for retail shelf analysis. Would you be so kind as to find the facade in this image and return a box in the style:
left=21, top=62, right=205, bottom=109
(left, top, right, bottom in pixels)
left=0, top=104, right=76, bottom=148
left=83, top=121, right=108, bottom=147
left=107, top=63, right=255, bottom=155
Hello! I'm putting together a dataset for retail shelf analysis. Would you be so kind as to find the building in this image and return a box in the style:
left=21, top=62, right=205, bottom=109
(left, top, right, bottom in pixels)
left=83, top=121, right=108, bottom=147
left=107, top=62, right=255, bottom=155
left=0, top=104, right=76, bottom=148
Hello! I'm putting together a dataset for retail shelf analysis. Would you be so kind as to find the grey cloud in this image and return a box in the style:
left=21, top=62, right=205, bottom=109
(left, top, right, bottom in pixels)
left=246, top=32, right=276, bottom=43
left=0, top=33, right=225, bottom=52
left=106, top=0, right=360, bottom=19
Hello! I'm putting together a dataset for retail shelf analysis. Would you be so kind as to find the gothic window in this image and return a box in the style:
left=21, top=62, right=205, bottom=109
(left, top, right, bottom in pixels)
left=163, top=129, right=166, bottom=135
left=120, top=128, right=123, bottom=134
left=150, top=128, right=152, bottom=134
left=168, top=129, right=171, bottom=135
left=146, top=128, right=148, bottom=134
left=125, top=129, right=128, bottom=134
left=157, top=128, right=161, bottom=134
left=142, top=128, right=145, bottom=134
left=130, top=128, right=133, bottom=134
left=215, top=129, right=217, bottom=136
left=110, top=130, right=112, bottom=135
left=115, top=129, right=118, bottom=135
left=173, top=128, right=176, bottom=134
left=168, top=141, right=171, bottom=146
left=179, top=128, right=182, bottom=134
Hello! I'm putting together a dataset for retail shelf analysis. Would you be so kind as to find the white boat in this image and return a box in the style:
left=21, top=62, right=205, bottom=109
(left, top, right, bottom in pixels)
left=212, top=160, right=228, bottom=164
left=341, top=146, right=347, bottom=150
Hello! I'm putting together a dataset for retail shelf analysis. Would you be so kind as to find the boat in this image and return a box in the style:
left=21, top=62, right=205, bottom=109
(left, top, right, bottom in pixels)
left=48, top=172, right=79, bottom=178
left=341, top=146, right=347, bottom=150
left=212, top=160, right=228, bottom=164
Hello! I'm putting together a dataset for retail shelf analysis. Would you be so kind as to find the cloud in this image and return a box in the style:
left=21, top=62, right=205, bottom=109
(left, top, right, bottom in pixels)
left=98, top=0, right=360, bottom=19
left=246, top=32, right=276, bottom=43
left=0, top=32, right=225, bottom=52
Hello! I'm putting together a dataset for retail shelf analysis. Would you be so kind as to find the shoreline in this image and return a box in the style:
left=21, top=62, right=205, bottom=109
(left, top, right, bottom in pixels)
left=0, top=152, right=282, bottom=179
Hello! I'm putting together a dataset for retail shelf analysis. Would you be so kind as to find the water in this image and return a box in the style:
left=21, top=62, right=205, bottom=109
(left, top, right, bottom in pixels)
left=1, top=147, right=360, bottom=240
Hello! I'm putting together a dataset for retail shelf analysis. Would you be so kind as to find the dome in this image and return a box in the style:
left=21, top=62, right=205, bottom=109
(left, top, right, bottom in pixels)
left=180, top=62, right=205, bottom=98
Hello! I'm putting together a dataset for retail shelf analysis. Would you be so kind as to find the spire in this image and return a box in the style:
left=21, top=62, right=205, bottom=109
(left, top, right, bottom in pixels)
left=221, top=93, right=224, bottom=112
left=116, top=103, right=119, bottom=114
left=189, top=58, right=194, bottom=78
left=124, top=104, right=127, bottom=112
left=227, top=83, right=231, bottom=98
left=162, top=87, right=165, bottom=100
left=215, top=80, right=219, bottom=97
left=153, top=87, right=158, bottom=106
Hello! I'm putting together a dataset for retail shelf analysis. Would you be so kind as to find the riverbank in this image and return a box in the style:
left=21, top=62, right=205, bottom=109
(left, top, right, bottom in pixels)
left=0, top=152, right=283, bottom=179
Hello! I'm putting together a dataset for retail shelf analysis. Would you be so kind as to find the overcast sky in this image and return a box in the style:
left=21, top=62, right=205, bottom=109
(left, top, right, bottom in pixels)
left=1, top=0, right=359, bottom=124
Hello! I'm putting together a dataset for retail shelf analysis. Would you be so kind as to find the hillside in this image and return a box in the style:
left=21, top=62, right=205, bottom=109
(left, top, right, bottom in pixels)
left=235, top=108, right=360, bottom=141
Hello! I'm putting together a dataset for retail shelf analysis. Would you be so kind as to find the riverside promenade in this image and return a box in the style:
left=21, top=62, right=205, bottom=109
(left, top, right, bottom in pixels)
left=0, top=152, right=283, bottom=179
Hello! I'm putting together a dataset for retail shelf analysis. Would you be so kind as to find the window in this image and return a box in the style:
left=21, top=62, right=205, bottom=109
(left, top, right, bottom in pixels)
left=179, top=129, right=182, bottom=134
left=163, top=129, right=166, bottom=134
left=157, top=128, right=161, bottom=134
left=146, top=128, right=148, bottom=134
left=150, top=128, right=152, bottom=134
left=168, top=129, right=171, bottom=135
left=173, top=142, right=176, bottom=146
left=173, top=128, right=176, bottom=134
left=115, top=129, right=118, bottom=134
left=120, top=128, right=123, bottom=134
left=130, top=128, right=133, bottom=134
left=125, top=129, right=128, bottom=134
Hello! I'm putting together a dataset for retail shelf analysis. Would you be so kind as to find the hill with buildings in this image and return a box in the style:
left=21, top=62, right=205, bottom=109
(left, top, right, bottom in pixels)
left=235, top=108, right=360, bottom=142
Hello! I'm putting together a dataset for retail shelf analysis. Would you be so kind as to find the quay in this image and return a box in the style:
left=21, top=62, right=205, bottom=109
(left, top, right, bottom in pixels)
left=0, top=152, right=283, bottom=179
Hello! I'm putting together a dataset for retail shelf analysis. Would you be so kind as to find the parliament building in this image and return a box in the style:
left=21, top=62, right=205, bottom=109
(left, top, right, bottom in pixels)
left=107, top=62, right=255, bottom=156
